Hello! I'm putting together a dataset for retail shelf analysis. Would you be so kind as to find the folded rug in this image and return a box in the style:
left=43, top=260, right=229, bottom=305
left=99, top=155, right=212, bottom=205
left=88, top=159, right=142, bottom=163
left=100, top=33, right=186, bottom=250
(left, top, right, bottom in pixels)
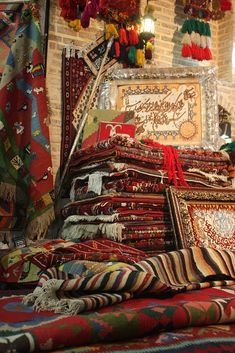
left=24, top=247, right=235, bottom=315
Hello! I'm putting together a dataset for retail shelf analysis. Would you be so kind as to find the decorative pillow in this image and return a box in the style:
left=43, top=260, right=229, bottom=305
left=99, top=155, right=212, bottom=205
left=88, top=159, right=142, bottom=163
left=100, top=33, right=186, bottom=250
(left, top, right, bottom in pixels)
left=82, top=109, right=135, bottom=149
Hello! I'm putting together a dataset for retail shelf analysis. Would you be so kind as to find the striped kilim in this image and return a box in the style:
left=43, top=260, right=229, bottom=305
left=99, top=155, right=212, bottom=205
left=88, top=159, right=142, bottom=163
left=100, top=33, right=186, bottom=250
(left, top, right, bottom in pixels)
left=24, top=246, right=235, bottom=314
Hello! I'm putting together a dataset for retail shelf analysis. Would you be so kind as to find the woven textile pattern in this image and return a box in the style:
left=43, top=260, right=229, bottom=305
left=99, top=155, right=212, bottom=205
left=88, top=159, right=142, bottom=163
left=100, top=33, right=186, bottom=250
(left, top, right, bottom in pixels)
left=25, top=247, right=235, bottom=314
left=0, top=4, right=54, bottom=240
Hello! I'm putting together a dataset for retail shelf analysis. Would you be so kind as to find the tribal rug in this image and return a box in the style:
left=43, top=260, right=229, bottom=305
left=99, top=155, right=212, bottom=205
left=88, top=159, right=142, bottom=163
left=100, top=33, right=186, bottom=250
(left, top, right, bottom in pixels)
left=0, top=4, right=54, bottom=240
left=61, top=36, right=117, bottom=173
left=1, top=286, right=235, bottom=352
left=51, top=325, right=235, bottom=353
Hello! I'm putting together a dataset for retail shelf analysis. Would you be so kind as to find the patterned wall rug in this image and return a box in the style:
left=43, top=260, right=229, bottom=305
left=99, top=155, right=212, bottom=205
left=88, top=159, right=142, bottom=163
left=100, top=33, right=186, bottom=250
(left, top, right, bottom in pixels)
left=60, top=36, right=117, bottom=174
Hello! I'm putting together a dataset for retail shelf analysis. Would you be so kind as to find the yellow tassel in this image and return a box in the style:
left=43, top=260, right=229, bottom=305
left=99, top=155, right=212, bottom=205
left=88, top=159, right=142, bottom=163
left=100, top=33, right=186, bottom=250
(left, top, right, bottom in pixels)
left=105, top=24, right=119, bottom=40
left=182, top=0, right=187, bottom=5
left=136, top=49, right=145, bottom=67
left=146, top=41, right=153, bottom=51
left=68, top=19, right=81, bottom=31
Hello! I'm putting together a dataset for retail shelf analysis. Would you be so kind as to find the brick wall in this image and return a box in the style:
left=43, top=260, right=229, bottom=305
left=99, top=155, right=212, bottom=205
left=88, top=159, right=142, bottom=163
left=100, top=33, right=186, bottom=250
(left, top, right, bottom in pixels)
left=46, top=0, right=234, bottom=178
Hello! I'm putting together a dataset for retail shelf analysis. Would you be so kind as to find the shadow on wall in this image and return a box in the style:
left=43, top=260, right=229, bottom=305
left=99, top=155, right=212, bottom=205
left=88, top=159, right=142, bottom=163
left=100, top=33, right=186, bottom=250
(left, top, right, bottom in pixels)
left=172, top=0, right=198, bottom=67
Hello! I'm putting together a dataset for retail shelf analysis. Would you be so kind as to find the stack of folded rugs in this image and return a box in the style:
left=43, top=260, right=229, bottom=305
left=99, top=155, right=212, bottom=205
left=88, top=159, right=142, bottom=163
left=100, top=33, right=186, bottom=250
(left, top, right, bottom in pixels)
left=60, top=135, right=232, bottom=257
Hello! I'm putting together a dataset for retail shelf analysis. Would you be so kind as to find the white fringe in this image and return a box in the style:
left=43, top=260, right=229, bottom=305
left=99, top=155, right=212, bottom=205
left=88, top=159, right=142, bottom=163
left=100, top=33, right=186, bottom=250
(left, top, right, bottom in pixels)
left=61, top=221, right=125, bottom=241
left=99, top=223, right=125, bottom=242
left=26, top=207, right=55, bottom=241
left=188, top=168, right=228, bottom=182
left=24, top=279, right=86, bottom=315
left=70, top=172, right=109, bottom=201
left=61, top=224, right=99, bottom=240
left=63, top=214, right=120, bottom=224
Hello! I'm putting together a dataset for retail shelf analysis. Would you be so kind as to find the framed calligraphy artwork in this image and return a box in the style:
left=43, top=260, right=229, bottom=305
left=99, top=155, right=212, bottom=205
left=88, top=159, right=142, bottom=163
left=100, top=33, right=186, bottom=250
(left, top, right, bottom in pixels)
left=99, top=67, right=219, bottom=149
left=167, top=186, right=235, bottom=251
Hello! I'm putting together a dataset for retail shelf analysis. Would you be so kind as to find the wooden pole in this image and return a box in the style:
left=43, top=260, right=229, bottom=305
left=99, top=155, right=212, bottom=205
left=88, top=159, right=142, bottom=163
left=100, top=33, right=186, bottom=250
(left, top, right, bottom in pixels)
left=55, top=36, right=114, bottom=203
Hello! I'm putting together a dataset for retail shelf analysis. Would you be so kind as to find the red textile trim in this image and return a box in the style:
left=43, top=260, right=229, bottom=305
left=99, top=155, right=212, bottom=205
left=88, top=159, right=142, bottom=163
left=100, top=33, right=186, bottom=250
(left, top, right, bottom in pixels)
left=141, top=140, right=188, bottom=187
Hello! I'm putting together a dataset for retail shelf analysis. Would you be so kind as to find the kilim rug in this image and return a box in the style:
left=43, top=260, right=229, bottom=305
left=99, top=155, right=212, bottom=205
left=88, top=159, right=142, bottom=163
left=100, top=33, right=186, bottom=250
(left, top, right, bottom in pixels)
left=61, top=36, right=117, bottom=173
left=0, top=4, right=54, bottom=240
left=2, top=287, right=235, bottom=352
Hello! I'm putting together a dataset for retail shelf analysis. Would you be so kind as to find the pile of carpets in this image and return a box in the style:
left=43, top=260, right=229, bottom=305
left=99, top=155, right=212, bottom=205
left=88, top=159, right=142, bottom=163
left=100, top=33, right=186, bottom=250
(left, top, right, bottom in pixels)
left=60, top=136, right=231, bottom=257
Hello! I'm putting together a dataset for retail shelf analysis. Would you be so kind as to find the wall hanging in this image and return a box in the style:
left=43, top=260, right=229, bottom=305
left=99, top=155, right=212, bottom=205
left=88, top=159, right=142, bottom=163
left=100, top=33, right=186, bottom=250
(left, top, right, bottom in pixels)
left=99, top=67, right=220, bottom=150
left=181, top=0, right=232, bottom=61
left=0, top=1, right=54, bottom=244
left=58, top=0, right=156, bottom=68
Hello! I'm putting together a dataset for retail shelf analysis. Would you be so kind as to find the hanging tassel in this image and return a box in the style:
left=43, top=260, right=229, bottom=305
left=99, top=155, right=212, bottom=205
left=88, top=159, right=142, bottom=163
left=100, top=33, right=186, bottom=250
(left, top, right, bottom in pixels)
left=198, top=47, right=204, bottom=61
left=190, top=31, right=197, bottom=45
left=81, top=6, right=90, bottom=27
left=145, top=41, right=153, bottom=60
left=204, top=47, right=213, bottom=60
left=129, top=27, right=139, bottom=46
left=89, top=0, right=100, bottom=18
left=120, top=44, right=128, bottom=62
left=220, top=0, right=232, bottom=11
left=191, top=42, right=198, bottom=59
left=136, top=49, right=145, bottom=67
left=128, top=46, right=137, bottom=64
left=105, top=24, right=119, bottom=40
left=115, top=41, right=120, bottom=58
left=205, top=22, right=211, bottom=37
left=194, top=32, right=201, bottom=47
left=181, top=19, right=190, bottom=34
left=182, top=33, right=192, bottom=46
left=200, top=35, right=207, bottom=49
left=182, top=44, right=192, bottom=58
left=68, top=18, right=81, bottom=31
left=119, top=27, right=128, bottom=45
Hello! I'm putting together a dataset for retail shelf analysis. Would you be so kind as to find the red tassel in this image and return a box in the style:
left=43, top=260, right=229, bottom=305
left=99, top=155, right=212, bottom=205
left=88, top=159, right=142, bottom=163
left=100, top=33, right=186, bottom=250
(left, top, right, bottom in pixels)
left=129, top=29, right=139, bottom=46
left=220, top=0, right=232, bottom=11
left=81, top=9, right=90, bottom=27
left=197, top=47, right=204, bottom=61
left=141, top=140, right=188, bottom=187
left=182, top=44, right=192, bottom=58
left=119, top=28, right=128, bottom=45
left=191, top=43, right=201, bottom=60
left=115, top=41, right=120, bottom=57
left=204, top=47, right=213, bottom=60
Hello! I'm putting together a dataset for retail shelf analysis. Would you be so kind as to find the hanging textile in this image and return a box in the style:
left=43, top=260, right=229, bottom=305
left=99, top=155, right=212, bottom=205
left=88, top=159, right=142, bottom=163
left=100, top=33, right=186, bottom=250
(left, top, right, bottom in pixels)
left=181, top=0, right=232, bottom=61
left=61, top=37, right=117, bottom=173
left=0, top=3, right=54, bottom=241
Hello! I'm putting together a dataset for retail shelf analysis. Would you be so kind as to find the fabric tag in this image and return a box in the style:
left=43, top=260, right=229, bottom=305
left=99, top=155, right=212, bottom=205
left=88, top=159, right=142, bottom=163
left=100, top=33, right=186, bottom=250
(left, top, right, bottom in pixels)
left=88, top=173, right=102, bottom=195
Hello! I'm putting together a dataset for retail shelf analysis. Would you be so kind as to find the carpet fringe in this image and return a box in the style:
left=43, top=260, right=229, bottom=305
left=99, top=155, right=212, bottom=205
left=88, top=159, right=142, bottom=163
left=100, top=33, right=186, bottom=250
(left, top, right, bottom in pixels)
left=61, top=221, right=125, bottom=241
left=26, top=206, right=55, bottom=241
left=0, top=182, right=16, bottom=201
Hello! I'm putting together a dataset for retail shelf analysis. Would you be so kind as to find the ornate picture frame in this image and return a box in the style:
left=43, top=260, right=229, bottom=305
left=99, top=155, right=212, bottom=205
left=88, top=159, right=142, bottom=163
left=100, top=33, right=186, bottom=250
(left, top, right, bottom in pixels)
left=167, top=186, right=235, bottom=250
left=99, top=67, right=220, bottom=149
